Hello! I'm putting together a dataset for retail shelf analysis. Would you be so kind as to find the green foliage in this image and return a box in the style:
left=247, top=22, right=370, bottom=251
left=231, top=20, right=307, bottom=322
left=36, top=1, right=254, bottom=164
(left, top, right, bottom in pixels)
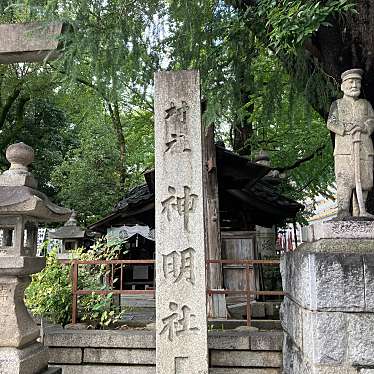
left=166, top=0, right=339, bottom=204
left=256, top=0, right=356, bottom=54
left=25, top=245, right=128, bottom=327
left=247, top=51, right=335, bottom=201
left=25, top=249, right=72, bottom=325
left=0, top=0, right=358, bottom=221
left=50, top=105, right=122, bottom=225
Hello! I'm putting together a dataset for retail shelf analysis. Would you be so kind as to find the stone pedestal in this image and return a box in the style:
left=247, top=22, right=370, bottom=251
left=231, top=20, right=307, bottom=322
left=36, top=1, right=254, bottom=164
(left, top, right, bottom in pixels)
left=0, top=143, right=70, bottom=373
left=281, top=220, right=374, bottom=374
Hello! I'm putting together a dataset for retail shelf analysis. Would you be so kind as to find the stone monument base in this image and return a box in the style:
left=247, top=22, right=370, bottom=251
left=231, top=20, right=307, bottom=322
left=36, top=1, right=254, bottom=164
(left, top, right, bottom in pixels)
left=281, top=220, right=374, bottom=373
left=0, top=342, right=50, bottom=374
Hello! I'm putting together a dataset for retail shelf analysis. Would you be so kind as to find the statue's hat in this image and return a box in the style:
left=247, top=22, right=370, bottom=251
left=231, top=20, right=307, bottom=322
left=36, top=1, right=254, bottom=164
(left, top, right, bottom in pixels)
left=341, top=68, right=364, bottom=82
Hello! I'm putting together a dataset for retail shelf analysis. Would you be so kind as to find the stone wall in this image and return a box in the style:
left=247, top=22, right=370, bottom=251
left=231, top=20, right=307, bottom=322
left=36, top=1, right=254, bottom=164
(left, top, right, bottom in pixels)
left=44, top=328, right=283, bottom=374
left=281, top=233, right=374, bottom=374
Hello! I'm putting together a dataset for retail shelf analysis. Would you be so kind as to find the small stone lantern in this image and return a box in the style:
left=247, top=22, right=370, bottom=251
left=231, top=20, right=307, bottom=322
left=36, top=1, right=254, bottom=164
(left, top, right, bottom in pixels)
left=0, top=143, right=70, bottom=373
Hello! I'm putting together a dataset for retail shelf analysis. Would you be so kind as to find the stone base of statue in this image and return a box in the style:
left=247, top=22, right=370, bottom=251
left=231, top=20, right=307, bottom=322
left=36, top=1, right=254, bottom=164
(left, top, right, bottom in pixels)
left=281, top=220, right=374, bottom=373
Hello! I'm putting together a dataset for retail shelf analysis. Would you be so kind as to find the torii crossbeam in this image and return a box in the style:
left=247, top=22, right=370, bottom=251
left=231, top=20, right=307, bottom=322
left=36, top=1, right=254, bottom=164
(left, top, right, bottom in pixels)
left=0, top=22, right=66, bottom=64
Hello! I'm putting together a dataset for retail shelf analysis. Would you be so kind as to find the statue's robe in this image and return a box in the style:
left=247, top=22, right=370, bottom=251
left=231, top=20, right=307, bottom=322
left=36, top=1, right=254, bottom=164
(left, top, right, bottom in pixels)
left=327, top=97, right=374, bottom=191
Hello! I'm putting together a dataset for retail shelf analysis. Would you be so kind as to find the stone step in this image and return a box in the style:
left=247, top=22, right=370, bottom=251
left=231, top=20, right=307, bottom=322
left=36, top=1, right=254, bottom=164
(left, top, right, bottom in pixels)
left=52, top=366, right=281, bottom=374
left=45, top=329, right=283, bottom=351
left=210, top=350, right=282, bottom=368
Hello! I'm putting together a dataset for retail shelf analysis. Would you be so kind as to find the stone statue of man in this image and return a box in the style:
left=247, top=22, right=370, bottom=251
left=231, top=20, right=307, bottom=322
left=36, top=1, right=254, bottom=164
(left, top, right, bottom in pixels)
left=327, top=68, right=374, bottom=218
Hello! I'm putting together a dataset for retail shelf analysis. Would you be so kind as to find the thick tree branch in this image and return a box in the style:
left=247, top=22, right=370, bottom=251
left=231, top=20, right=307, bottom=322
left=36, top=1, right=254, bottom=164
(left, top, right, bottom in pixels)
left=275, top=143, right=327, bottom=173
left=107, top=100, right=127, bottom=188
left=15, top=95, right=30, bottom=130
left=0, top=86, right=22, bottom=129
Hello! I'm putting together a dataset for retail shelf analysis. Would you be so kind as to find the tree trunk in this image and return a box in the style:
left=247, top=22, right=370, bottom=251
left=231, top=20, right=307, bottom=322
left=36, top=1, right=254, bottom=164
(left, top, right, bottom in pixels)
left=108, top=100, right=126, bottom=189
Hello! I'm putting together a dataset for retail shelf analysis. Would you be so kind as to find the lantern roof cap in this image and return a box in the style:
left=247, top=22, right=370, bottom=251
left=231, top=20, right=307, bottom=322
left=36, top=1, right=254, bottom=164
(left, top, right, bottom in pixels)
left=0, top=143, right=71, bottom=222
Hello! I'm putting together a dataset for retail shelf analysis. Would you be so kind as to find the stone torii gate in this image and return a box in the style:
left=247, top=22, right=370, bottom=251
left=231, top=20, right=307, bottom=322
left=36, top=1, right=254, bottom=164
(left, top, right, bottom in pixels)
left=0, top=22, right=68, bottom=374
left=0, top=23, right=66, bottom=63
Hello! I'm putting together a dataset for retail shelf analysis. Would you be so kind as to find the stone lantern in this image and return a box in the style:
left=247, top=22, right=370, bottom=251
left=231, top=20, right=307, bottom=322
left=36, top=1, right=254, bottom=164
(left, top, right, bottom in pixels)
left=0, top=143, right=70, bottom=373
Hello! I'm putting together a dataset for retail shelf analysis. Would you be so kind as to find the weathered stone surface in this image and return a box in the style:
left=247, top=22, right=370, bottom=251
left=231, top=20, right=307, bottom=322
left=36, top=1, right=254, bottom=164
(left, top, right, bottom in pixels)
left=312, top=253, right=364, bottom=311
left=52, top=365, right=155, bottom=374
left=0, top=342, right=48, bottom=374
left=281, top=251, right=311, bottom=310
left=54, top=366, right=282, bottom=374
left=309, top=221, right=374, bottom=241
left=211, top=350, right=282, bottom=367
left=0, top=276, right=40, bottom=348
left=211, top=370, right=280, bottom=374
left=301, top=238, right=374, bottom=254
left=282, top=250, right=366, bottom=311
left=155, top=70, right=208, bottom=374
left=283, top=333, right=359, bottom=374
left=84, top=348, right=155, bottom=365
left=360, top=370, right=374, bottom=374
left=347, top=314, right=374, bottom=366
left=282, top=259, right=374, bottom=371
left=303, top=309, right=347, bottom=365
left=48, top=348, right=82, bottom=364
left=43, top=368, right=62, bottom=374
left=0, top=23, right=65, bottom=64
left=44, top=329, right=156, bottom=348
left=280, top=297, right=303, bottom=351
left=0, top=256, right=45, bottom=275
left=208, top=330, right=250, bottom=350
left=250, top=331, right=283, bottom=351
left=363, top=255, right=374, bottom=311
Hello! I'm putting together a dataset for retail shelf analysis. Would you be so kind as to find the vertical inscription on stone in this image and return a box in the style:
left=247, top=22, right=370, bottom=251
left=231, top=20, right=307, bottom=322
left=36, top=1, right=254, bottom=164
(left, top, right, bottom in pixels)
left=155, top=70, right=208, bottom=374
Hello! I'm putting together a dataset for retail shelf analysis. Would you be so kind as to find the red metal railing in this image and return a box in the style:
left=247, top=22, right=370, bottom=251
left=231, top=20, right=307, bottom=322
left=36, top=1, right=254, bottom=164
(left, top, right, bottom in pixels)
left=206, top=259, right=285, bottom=327
left=71, top=259, right=155, bottom=324
left=69, top=258, right=284, bottom=326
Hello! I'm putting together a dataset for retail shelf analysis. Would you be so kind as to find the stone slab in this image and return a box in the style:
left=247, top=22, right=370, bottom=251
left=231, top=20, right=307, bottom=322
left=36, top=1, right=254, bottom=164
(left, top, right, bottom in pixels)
left=45, top=329, right=283, bottom=351
left=44, top=329, right=156, bottom=348
left=54, top=367, right=281, bottom=374
left=282, top=297, right=374, bottom=367
left=281, top=250, right=367, bottom=311
left=211, top=370, right=280, bottom=374
left=48, top=348, right=82, bottom=364
left=42, top=369, right=62, bottom=374
left=347, top=314, right=374, bottom=366
left=0, top=342, right=48, bottom=374
left=0, top=23, right=64, bottom=64
left=52, top=366, right=155, bottom=374
left=83, top=348, right=155, bottom=365
left=155, top=70, right=208, bottom=374
left=250, top=332, right=283, bottom=351
left=208, top=330, right=250, bottom=350
left=0, top=256, right=45, bottom=275
left=308, top=220, right=374, bottom=241
left=210, top=350, right=282, bottom=367
left=300, top=239, right=374, bottom=254
left=283, top=333, right=359, bottom=374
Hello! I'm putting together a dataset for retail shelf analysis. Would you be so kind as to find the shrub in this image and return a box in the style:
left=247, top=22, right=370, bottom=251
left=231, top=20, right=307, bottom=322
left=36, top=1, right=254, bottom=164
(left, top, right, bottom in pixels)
left=25, top=249, right=72, bottom=325
left=25, top=240, right=127, bottom=327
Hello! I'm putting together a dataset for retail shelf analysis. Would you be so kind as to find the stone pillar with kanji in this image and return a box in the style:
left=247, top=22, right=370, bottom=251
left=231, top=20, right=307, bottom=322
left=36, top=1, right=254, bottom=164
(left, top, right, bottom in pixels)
left=155, top=70, right=209, bottom=374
